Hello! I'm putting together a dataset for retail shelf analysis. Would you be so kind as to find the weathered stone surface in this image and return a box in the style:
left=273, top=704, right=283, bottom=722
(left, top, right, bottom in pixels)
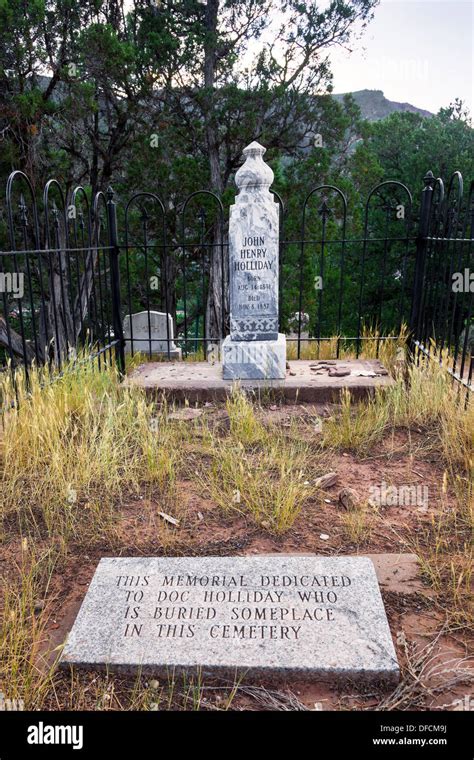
left=123, top=311, right=181, bottom=358
left=222, top=333, right=286, bottom=379
left=124, top=359, right=395, bottom=403
left=223, top=141, right=287, bottom=380
left=61, top=555, right=399, bottom=684
left=229, top=142, right=280, bottom=342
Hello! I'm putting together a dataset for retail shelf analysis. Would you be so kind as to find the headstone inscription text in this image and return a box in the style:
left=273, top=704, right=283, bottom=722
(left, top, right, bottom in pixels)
left=61, top=556, right=399, bottom=683
left=231, top=233, right=277, bottom=334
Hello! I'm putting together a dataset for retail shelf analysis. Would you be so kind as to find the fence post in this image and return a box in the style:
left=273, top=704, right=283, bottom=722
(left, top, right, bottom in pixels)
left=106, top=186, right=125, bottom=376
left=409, top=170, right=435, bottom=352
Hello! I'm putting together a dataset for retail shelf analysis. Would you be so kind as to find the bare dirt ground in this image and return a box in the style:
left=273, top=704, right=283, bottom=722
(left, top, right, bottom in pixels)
left=2, top=399, right=471, bottom=712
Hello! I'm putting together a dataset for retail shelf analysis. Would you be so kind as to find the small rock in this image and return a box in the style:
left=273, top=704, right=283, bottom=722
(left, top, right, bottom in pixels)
left=289, top=370, right=296, bottom=376
left=158, top=511, right=180, bottom=527
left=314, top=472, right=338, bottom=489
left=169, top=408, right=203, bottom=421
left=197, top=512, right=204, bottom=521
left=34, top=600, right=45, bottom=614
left=338, top=487, right=360, bottom=511
left=286, top=361, right=291, bottom=369
left=328, top=369, right=351, bottom=377
left=319, top=533, right=330, bottom=541
left=150, top=680, right=160, bottom=690
left=269, top=404, right=278, bottom=411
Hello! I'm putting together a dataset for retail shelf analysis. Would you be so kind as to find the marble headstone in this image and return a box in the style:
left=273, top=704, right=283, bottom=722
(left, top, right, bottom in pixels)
left=123, top=311, right=181, bottom=359
left=223, top=142, right=286, bottom=379
left=60, top=555, right=399, bottom=684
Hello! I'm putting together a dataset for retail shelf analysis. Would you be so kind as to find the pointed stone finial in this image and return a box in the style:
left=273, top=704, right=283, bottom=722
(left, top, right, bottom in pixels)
left=235, top=141, right=274, bottom=195
left=242, top=141, right=266, bottom=157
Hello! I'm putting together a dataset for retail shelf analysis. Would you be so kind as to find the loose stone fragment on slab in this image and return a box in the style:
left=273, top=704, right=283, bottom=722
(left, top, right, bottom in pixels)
left=60, top=555, right=400, bottom=685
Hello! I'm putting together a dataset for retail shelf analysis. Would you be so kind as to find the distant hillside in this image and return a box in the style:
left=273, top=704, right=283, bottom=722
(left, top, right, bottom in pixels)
left=333, top=89, right=432, bottom=121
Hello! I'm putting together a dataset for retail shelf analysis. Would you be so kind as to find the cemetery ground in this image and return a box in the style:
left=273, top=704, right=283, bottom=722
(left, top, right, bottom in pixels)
left=0, top=341, right=472, bottom=712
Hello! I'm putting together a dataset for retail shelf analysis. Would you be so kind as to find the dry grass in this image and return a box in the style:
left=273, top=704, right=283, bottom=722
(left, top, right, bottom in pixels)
left=275, top=324, right=408, bottom=373
left=286, top=336, right=341, bottom=361
left=225, top=384, right=268, bottom=445
left=57, top=668, right=242, bottom=711
left=358, top=323, right=409, bottom=374
left=377, top=628, right=474, bottom=711
left=342, top=501, right=377, bottom=546
left=322, top=388, right=390, bottom=454
left=411, top=484, right=473, bottom=632
left=199, top=389, right=318, bottom=533
left=322, top=354, right=473, bottom=468
left=0, top=545, right=58, bottom=709
left=0, top=359, right=180, bottom=545
left=52, top=670, right=306, bottom=711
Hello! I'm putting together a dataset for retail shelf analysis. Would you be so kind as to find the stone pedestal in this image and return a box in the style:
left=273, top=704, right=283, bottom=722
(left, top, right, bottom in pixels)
left=222, top=333, right=286, bottom=380
left=223, top=141, right=286, bottom=380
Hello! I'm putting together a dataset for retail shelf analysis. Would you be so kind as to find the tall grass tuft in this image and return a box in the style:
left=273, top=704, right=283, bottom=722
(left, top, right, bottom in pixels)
left=198, top=387, right=317, bottom=533
left=0, top=545, right=58, bottom=708
left=323, top=353, right=473, bottom=472
left=0, top=358, right=180, bottom=544
left=322, top=388, right=389, bottom=454
left=225, top=385, right=267, bottom=446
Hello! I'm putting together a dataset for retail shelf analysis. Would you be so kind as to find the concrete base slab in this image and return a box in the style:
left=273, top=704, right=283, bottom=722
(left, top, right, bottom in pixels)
left=124, top=359, right=394, bottom=403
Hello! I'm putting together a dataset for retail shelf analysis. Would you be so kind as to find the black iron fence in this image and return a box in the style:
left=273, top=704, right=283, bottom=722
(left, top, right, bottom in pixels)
left=0, top=172, right=123, bottom=388
left=410, top=172, right=473, bottom=394
left=0, top=168, right=472, bottom=398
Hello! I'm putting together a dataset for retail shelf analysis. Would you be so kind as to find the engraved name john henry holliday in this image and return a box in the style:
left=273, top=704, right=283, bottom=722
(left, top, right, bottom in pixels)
left=233, top=235, right=274, bottom=271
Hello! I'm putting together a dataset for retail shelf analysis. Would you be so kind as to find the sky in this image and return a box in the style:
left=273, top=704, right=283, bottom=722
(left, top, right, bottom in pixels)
left=128, top=0, right=472, bottom=115
left=329, top=0, right=473, bottom=114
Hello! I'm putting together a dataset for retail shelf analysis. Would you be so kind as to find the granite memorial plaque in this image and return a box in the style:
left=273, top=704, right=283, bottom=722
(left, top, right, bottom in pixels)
left=61, top=555, right=399, bottom=684
left=223, top=142, right=286, bottom=379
